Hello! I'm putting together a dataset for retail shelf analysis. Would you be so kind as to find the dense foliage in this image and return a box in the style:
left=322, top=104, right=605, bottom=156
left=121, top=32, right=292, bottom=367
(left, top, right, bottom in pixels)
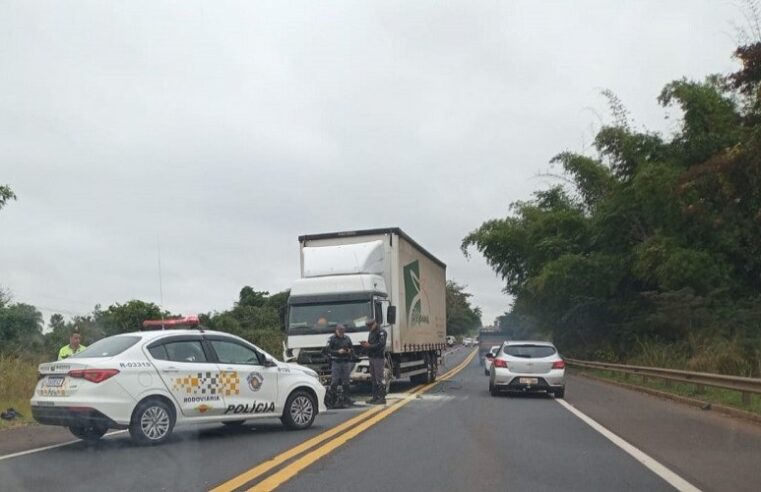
left=446, top=281, right=483, bottom=336
left=463, top=43, right=761, bottom=376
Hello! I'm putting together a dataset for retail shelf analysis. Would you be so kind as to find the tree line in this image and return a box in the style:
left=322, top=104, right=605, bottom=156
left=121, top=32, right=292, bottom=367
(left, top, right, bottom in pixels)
left=463, top=41, right=761, bottom=376
left=0, top=275, right=482, bottom=360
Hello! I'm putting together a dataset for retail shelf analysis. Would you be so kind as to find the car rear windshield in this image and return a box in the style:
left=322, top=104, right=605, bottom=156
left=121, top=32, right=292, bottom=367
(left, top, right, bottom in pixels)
left=70, top=336, right=140, bottom=358
left=503, top=345, right=556, bottom=358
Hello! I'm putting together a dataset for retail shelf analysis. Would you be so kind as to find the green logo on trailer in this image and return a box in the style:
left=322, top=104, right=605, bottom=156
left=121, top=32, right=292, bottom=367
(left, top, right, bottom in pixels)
left=403, top=260, right=430, bottom=325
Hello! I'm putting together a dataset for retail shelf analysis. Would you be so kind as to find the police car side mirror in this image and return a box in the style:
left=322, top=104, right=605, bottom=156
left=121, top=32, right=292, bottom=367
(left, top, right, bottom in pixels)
left=263, top=357, right=278, bottom=368
left=386, top=306, right=396, bottom=325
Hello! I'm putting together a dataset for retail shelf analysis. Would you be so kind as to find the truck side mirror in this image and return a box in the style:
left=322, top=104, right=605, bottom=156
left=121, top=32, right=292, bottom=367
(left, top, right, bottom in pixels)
left=386, top=306, right=396, bottom=325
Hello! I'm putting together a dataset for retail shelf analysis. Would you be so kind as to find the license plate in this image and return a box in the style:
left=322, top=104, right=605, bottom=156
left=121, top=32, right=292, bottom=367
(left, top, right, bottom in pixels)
left=519, top=377, right=538, bottom=385
left=44, top=376, right=65, bottom=387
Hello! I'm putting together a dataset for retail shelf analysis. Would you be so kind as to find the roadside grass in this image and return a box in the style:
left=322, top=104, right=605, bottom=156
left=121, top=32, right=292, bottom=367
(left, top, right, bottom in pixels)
left=0, top=355, right=41, bottom=429
left=573, top=367, right=761, bottom=417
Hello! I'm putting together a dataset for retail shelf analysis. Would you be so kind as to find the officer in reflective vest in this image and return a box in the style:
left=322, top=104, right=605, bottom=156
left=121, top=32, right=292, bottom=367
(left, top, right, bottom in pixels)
left=58, top=331, right=87, bottom=360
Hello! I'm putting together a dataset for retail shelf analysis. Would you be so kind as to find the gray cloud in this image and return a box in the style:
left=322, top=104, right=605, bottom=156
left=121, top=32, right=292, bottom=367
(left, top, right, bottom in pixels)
left=0, top=0, right=744, bottom=325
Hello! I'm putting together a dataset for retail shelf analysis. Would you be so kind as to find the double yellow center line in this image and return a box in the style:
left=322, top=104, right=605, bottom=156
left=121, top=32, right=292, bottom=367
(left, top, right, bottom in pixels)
left=211, top=348, right=478, bottom=492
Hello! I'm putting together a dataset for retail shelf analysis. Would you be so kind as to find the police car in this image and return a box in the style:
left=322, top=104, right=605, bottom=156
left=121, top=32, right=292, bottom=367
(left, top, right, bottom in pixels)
left=30, top=329, right=326, bottom=445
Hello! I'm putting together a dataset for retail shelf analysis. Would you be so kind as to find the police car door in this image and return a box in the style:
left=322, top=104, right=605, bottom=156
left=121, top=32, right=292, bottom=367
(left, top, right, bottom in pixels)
left=147, top=335, right=228, bottom=417
left=206, top=335, right=279, bottom=419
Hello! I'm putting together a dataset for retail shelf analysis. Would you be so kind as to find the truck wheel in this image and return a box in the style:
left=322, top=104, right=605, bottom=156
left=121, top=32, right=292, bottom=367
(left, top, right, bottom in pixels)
left=69, top=423, right=108, bottom=442
left=129, top=398, right=175, bottom=445
left=282, top=390, right=317, bottom=430
left=428, top=355, right=438, bottom=383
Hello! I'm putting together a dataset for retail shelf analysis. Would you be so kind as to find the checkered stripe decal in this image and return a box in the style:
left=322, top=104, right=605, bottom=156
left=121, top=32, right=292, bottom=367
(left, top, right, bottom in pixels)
left=172, top=371, right=240, bottom=396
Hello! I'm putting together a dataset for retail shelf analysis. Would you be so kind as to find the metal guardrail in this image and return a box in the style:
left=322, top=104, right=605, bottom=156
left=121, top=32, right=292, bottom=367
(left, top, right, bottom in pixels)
left=567, top=358, right=761, bottom=405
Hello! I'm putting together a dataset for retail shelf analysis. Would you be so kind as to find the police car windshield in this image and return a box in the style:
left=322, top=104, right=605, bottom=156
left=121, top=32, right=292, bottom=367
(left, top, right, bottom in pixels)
left=70, top=336, right=140, bottom=358
left=288, top=301, right=373, bottom=335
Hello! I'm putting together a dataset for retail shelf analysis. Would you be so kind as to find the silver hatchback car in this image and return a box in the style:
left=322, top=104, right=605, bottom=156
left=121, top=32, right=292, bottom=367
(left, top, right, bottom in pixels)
left=487, top=341, right=565, bottom=398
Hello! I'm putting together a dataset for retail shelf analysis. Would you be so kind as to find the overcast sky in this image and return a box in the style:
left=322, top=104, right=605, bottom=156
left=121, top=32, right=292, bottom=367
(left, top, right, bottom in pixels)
left=0, top=1, right=747, bottom=327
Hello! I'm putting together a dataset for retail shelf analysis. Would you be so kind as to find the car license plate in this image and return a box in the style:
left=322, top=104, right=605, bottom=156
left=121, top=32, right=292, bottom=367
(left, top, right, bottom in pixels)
left=519, top=377, right=538, bottom=385
left=44, top=376, right=65, bottom=387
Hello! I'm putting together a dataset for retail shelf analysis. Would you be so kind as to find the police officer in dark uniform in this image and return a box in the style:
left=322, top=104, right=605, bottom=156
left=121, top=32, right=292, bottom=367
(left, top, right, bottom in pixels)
left=360, top=318, right=387, bottom=405
left=325, top=324, right=355, bottom=408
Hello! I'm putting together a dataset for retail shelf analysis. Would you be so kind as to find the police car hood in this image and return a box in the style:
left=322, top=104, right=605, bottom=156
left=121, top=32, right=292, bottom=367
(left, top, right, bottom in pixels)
left=280, top=361, right=319, bottom=378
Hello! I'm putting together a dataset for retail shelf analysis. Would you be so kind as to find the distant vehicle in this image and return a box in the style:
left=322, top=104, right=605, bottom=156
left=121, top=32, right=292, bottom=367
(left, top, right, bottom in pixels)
left=462, top=337, right=473, bottom=347
left=478, top=329, right=508, bottom=362
left=483, top=345, right=500, bottom=375
left=487, top=341, right=565, bottom=398
left=31, top=330, right=326, bottom=445
left=446, top=336, right=456, bottom=347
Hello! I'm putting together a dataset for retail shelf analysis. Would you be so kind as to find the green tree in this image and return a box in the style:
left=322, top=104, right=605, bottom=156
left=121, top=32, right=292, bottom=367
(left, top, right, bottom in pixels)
left=463, top=40, right=761, bottom=373
left=95, top=300, right=169, bottom=336
left=0, top=302, right=44, bottom=354
left=445, top=281, right=482, bottom=337
left=0, top=184, right=16, bottom=212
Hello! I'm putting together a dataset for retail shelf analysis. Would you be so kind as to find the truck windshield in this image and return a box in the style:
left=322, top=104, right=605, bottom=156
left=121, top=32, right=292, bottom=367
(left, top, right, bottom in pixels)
left=289, top=301, right=373, bottom=335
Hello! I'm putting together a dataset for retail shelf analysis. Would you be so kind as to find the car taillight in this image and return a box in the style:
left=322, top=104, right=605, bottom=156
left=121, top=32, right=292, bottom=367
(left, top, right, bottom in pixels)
left=68, top=369, right=120, bottom=383
left=552, top=360, right=566, bottom=369
left=492, top=359, right=508, bottom=368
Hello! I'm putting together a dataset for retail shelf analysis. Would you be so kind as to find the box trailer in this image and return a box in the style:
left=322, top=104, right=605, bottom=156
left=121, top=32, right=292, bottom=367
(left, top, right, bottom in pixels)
left=284, top=228, right=447, bottom=389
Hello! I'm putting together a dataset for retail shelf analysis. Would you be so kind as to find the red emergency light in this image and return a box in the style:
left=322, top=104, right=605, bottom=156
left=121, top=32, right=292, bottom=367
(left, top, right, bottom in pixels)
left=142, top=315, right=201, bottom=330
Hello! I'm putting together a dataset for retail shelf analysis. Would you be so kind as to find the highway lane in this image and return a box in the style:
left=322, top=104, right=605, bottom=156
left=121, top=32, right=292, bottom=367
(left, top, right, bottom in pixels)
left=565, top=374, right=761, bottom=492
left=279, top=355, right=677, bottom=492
left=4, top=346, right=761, bottom=491
left=0, top=348, right=470, bottom=492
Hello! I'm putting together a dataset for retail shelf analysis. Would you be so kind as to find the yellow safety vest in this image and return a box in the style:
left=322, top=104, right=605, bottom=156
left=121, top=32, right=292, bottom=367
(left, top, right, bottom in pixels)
left=58, top=344, right=87, bottom=360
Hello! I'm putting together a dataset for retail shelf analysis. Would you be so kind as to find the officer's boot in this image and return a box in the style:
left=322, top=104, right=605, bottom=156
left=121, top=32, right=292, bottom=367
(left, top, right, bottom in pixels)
left=342, top=383, right=354, bottom=407
left=368, top=384, right=379, bottom=404
left=327, top=384, right=338, bottom=409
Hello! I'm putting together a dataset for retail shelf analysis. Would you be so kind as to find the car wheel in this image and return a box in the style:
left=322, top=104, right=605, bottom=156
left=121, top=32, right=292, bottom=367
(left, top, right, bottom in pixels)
left=129, top=398, right=175, bottom=445
left=489, top=382, right=498, bottom=397
left=282, top=390, right=317, bottom=430
left=222, top=419, right=246, bottom=427
left=69, top=423, right=108, bottom=442
left=554, top=388, right=565, bottom=399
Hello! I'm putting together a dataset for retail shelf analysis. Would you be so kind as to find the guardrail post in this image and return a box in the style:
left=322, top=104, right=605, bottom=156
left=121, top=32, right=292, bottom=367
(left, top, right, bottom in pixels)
left=742, top=392, right=751, bottom=406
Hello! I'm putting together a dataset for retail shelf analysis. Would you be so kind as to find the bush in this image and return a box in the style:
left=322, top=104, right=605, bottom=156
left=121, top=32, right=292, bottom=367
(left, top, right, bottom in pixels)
left=0, top=355, right=41, bottom=428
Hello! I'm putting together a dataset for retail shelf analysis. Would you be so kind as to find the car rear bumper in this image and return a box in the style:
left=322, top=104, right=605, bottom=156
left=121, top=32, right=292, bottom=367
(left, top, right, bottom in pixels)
left=31, top=405, right=126, bottom=429
left=494, top=377, right=563, bottom=393
left=492, top=368, right=565, bottom=390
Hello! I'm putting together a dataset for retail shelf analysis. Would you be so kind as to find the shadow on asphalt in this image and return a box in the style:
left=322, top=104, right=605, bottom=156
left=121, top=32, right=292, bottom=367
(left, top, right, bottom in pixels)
left=53, top=381, right=425, bottom=452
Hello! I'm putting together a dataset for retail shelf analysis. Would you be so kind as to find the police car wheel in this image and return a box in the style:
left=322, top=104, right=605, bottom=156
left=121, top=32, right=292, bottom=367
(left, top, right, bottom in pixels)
left=69, top=423, right=108, bottom=442
left=282, top=390, right=316, bottom=430
left=129, top=398, right=175, bottom=445
left=222, top=419, right=246, bottom=427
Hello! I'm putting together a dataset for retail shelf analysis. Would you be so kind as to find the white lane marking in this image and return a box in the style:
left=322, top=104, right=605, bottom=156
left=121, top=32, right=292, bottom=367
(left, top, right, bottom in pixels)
left=0, top=430, right=127, bottom=462
left=556, top=399, right=700, bottom=492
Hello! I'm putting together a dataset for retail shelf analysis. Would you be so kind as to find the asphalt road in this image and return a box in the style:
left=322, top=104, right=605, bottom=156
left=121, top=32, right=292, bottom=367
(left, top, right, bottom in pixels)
left=2, top=347, right=761, bottom=491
